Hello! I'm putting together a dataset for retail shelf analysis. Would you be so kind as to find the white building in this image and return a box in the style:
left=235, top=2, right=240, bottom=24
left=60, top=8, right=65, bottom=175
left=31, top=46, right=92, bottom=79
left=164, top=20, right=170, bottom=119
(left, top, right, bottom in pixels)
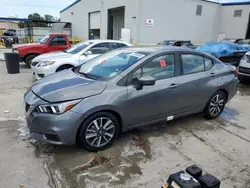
left=60, top=0, right=250, bottom=44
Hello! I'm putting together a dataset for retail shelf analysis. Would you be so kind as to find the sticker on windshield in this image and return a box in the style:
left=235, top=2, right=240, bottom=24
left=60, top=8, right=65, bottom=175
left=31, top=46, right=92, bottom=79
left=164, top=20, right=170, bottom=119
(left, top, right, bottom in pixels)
left=101, top=59, right=107, bottom=63
left=130, top=52, right=145, bottom=59
left=109, top=72, right=117, bottom=77
left=160, top=59, right=166, bottom=67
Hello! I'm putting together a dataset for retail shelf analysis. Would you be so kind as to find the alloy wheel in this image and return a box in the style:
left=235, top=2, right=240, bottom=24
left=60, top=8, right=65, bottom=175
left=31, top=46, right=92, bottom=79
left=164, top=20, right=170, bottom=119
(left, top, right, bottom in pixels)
left=209, top=94, right=224, bottom=116
left=85, top=117, right=115, bottom=148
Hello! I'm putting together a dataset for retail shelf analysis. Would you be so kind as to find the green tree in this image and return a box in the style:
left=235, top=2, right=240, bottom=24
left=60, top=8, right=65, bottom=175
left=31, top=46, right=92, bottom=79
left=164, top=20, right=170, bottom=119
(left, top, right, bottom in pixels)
left=18, top=13, right=56, bottom=28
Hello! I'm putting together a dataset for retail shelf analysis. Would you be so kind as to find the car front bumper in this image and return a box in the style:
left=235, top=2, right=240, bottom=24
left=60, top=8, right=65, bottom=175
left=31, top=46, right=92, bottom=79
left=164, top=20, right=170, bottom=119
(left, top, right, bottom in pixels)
left=24, top=90, right=83, bottom=145
left=31, top=65, right=56, bottom=80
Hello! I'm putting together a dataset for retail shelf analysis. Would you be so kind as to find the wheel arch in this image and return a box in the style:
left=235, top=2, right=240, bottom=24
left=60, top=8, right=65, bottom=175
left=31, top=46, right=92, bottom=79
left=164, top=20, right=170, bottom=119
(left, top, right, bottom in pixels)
left=24, top=53, right=40, bottom=62
left=76, top=108, right=123, bottom=144
left=216, top=88, right=229, bottom=102
left=56, top=64, right=75, bottom=72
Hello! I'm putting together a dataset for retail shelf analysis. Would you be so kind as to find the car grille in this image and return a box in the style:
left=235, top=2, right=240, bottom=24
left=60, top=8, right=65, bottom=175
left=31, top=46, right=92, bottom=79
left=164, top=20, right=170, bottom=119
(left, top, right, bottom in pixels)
left=25, top=102, right=30, bottom=112
left=239, top=66, right=250, bottom=74
left=32, top=61, right=39, bottom=66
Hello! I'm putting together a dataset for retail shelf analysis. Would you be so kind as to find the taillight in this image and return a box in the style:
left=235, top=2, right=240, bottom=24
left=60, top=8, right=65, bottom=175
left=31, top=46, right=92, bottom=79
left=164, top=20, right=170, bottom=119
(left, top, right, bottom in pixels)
left=233, top=69, right=238, bottom=77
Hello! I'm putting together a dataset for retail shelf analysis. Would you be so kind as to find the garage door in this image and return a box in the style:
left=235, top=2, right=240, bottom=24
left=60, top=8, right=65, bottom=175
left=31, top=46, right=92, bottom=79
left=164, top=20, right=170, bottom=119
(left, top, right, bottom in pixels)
left=90, top=12, right=101, bottom=29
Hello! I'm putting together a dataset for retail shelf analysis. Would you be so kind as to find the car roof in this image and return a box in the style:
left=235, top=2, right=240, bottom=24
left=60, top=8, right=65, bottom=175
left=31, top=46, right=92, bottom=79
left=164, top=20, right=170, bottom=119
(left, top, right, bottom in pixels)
left=125, top=45, right=195, bottom=53
left=88, top=39, right=131, bottom=44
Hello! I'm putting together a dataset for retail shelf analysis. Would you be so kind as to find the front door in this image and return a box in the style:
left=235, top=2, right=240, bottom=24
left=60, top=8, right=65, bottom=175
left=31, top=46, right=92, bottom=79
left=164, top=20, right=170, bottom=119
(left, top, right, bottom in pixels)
left=123, top=53, right=178, bottom=126
left=79, top=42, right=111, bottom=64
left=47, top=36, right=68, bottom=52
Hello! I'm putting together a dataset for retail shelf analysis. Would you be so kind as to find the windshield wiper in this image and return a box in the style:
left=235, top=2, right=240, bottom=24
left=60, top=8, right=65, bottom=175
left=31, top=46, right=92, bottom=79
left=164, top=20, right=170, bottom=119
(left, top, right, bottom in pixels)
left=78, top=72, right=97, bottom=80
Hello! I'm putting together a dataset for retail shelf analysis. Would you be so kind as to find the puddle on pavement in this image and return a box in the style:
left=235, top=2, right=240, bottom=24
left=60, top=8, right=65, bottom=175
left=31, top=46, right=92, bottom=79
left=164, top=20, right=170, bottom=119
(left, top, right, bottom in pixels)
left=220, top=107, right=239, bottom=120
left=238, top=83, right=250, bottom=96
left=29, top=114, right=225, bottom=188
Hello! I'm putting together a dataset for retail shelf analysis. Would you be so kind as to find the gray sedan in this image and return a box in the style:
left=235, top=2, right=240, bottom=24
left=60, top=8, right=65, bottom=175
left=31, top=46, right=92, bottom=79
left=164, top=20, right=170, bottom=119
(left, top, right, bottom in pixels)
left=24, top=46, right=238, bottom=151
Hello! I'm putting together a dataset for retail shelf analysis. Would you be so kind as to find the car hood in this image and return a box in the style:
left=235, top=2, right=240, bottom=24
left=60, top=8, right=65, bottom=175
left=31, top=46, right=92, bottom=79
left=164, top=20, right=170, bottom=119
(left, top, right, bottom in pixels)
left=33, top=51, right=74, bottom=61
left=31, top=69, right=107, bottom=102
left=14, top=43, right=40, bottom=49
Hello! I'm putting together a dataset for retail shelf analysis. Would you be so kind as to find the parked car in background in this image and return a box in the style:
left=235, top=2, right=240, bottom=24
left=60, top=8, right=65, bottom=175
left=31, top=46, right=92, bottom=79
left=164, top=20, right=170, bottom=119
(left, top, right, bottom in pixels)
left=0, top=29, right=19, bottom=44
left=238, top=52, right=250, bottom=83
left=157, top=40, right=197, bottom=49
left=220, top=38, right=240, bottom=43
left=197, top=42, right=249, bottom=66
left=12, top=33, right=71, bottom=67
left=30, top=40, right=132, bottom=80
left=235, top=39, right=250, bottom=47
left=24, top=46, right=238, bottom=151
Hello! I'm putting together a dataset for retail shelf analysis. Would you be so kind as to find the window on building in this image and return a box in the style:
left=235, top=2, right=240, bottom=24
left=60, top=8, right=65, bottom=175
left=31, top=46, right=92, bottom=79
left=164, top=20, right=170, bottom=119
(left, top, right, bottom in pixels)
left=181, top=54, right=205, bottom=74
left=196, top=5, right=203, bottom=16
left=234, top=10, right=242, bottom=17
left=132, top=54, right=175, bottom=81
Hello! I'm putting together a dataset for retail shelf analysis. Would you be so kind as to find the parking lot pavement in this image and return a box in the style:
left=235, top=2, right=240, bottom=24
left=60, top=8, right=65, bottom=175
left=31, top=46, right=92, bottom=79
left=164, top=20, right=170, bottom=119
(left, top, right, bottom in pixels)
left=0, top=60, right=250, bottom=188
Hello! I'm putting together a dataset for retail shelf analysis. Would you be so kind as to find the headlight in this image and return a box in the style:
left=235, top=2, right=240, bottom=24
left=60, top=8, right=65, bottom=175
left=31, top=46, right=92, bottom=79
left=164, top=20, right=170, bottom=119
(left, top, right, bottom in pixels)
left=12, top=49, right=19, bottom=54
left=37, top=61, right=55, bottom=67
left=242, top=55, right=250, bottom=63
left=37, top=99, right=81, bottom=114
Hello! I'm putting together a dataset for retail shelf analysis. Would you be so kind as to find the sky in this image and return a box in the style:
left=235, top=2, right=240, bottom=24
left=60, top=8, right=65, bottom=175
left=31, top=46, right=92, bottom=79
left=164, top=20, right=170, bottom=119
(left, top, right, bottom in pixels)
left=0, top=0, right=248, bottom=18
left=0, top=0, right=76, bottom=18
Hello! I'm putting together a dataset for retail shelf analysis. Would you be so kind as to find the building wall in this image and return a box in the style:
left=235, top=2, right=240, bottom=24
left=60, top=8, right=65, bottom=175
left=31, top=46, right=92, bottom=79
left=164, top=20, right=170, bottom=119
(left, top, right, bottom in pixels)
left=0, top=21, right=19, bottom=30
left=219, top=4, right=250, bottom=39
left=136, top=0, right=221, bottom=44
left=60, top=0, right=138, bottom=42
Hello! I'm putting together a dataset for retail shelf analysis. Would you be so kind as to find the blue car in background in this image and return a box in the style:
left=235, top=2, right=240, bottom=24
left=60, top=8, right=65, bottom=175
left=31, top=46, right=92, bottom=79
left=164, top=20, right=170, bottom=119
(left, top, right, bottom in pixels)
left=197, top=42, right=250, bottom=66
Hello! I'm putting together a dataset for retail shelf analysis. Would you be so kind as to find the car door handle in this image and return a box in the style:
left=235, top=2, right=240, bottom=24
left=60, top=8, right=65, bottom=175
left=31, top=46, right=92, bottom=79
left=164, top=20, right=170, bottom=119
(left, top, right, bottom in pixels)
left=169, top=84, right=178, bottom=89
left=210, top=73, right=216, bottom=77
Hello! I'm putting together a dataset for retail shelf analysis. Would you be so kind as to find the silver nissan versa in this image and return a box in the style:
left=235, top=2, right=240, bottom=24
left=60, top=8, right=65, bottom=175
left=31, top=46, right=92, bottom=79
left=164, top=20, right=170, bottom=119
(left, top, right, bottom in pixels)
left=24, top=46, right=238, bottom=151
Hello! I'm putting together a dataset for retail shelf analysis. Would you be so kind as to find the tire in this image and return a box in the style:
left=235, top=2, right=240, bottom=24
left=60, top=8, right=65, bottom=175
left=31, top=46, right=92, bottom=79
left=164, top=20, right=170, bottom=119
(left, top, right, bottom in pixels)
left=204, top=91, right=226, bottom=119
left=56, top=65, right=73, bottom=72
left=25, top=55, right=37, bottom=67
left=77, top=112, right=121, bottom=152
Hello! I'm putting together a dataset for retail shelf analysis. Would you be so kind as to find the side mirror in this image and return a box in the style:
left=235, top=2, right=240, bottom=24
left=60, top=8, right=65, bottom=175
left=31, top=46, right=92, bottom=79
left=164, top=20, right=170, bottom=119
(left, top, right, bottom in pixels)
left=83, top=51, right=92, bottom=56
left=134, top=76, right=156, bottom=90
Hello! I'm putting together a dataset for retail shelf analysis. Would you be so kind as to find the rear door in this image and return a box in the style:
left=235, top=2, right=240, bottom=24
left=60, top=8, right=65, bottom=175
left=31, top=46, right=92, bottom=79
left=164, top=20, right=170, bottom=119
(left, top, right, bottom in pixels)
left=172, top=52, right=216, bottom=115
left=47, top=35, right=68, bottom=52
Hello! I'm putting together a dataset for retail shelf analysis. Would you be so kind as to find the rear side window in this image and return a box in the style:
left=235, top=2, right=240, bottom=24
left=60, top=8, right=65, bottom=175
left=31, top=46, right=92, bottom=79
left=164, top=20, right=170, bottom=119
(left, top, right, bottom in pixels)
left=181, top=54, right=213, bottom=74
left=181, top=54, right=204, bottom=74
left=204, top=57, right=213, bottom=70
left=111, top=43, right=127, bottom=49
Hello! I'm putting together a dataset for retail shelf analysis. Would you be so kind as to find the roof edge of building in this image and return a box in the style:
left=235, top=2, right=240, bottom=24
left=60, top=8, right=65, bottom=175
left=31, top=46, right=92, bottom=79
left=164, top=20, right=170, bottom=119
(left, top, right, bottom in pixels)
left=60, top=0, right=81, bottom=13
left=222, top=1, right=250, bottom=6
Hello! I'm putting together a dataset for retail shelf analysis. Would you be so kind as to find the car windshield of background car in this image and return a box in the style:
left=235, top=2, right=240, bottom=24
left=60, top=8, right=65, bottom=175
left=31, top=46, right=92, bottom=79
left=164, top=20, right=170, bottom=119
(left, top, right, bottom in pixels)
left=65, top=41, right=93, bottom=54
left=40, top=35, right=51, bottom=44
left=78, top=50, right=146, bottom=80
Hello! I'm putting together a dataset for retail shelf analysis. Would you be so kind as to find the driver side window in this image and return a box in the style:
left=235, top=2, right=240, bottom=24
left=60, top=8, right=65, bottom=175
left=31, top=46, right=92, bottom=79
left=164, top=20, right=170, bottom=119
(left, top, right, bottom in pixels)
left=89, top=43, right=110, bottom=54
left=50, top=36, right=67, bottom=46
left=132, top=54, right=175, bottom=81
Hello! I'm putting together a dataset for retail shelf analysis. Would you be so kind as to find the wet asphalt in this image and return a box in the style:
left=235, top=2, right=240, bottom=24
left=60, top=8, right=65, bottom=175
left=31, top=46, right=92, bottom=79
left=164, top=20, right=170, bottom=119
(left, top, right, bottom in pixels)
left=8, top=84, right=250, bottom=188
left=0, top=58, right=250, bottom=188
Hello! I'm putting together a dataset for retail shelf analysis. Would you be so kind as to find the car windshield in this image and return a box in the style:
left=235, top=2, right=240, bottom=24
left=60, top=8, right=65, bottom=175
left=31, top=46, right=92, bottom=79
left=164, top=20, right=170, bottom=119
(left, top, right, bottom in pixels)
left=40, top=35, right=51, bottom=44
left=77, top=50, right=146, bottom=80
left=65, top=41, right=93, bottom=54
